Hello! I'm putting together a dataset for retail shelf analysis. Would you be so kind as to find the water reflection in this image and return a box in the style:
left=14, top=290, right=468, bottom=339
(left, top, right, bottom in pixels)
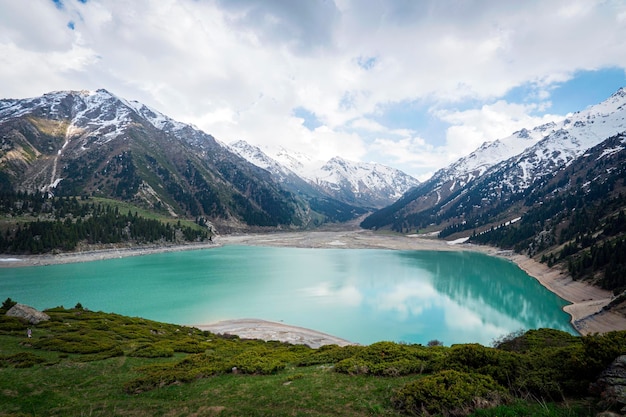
left=0, top=246, right=574, bottom=346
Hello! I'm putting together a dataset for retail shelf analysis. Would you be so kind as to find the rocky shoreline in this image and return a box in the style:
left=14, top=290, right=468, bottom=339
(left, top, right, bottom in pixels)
left=3, top=228, right=626, bottom=340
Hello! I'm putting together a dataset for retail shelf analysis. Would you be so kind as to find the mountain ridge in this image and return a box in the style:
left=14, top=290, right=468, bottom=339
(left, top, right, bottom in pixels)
left=0, top=88, right=418, bottom=234
left=362, top=87, right=626, bottom=232
left=229, top=140, right=420, bottom=209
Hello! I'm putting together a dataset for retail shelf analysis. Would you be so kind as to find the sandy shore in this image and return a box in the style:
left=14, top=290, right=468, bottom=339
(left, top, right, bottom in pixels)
left=0, top=242, right=218, bottom=267
left=195, top=318, right=355, bottom=348
left=3, top=227, right=626, bottom=340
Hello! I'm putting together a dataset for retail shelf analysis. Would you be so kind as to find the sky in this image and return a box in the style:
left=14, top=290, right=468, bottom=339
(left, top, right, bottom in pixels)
left=1, top=0, right=626, bottom=181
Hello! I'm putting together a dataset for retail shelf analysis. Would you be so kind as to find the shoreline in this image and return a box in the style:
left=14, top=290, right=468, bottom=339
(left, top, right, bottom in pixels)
left=194, top=318, right=356, bottom=348
left=2, top=228, right=626, bottom=337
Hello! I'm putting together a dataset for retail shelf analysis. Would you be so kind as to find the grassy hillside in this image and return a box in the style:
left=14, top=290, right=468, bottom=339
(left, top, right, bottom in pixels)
left=1, top=300, right=625, bottom=416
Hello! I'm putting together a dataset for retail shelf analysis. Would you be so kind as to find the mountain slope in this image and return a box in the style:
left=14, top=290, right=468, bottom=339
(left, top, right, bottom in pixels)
left=0, top=89, right=307, bottom=230
left=362, top=87, right=626, bottom=232
left=229, top=140, right=420, bottom=209
left=228, top=140, right=367, bottom=223
left=469, top=132, right=626, bottom=293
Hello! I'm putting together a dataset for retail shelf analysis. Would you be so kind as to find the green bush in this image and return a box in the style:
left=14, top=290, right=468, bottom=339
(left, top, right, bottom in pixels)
left=579, top=331, right=626, bottom=379
left=0, top=352, right=47, bottom=368
left=77, top=347, right=124, bottom=362
left=392, top=370, right=509, bottom=416
left=334, top=357, right=371, bottom=375
left=297, top=344, right=361, bottom=366
left=516, top=345, right=586, bottom=398
left=332, top=341, right=444, bottom=376
left=170, top=338, right=207, bottom=353
left=493, top=328, right=580, bottom=353
left=232, top=348, right=286, bottom=374
left=129, top=343, right=174, bottom=358
left=0, top=315, right=28, bottom=333
left=125, top=354, right=231, bottom=393
left=34, top=333, right=118, bottom=354
left=438, top=343, right=524, bottom=387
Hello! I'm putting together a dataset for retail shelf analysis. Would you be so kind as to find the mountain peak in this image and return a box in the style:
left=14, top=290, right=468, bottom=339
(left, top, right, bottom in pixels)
left=230, top=140, right=419, bottom=208
left=362, top=87, right=626, bottom=232
left=610, top=86, right=626, bottom=99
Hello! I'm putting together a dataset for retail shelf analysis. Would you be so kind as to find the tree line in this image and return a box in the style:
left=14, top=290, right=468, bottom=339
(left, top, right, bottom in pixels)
left=0, top=192, right=208, bottom=254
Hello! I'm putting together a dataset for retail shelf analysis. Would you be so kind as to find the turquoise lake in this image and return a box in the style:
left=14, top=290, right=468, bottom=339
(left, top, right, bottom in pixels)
left=0, top=245, right=575, bottom=345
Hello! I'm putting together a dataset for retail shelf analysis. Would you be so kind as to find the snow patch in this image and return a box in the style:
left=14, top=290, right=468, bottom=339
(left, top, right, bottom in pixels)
left=447, top=237, right=469, bottom=245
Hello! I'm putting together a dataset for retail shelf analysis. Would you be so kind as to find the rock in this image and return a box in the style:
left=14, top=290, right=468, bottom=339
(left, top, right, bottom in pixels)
left=6, top=303, right=50, bottom=324
left=591, top=355, right=626, bottom=412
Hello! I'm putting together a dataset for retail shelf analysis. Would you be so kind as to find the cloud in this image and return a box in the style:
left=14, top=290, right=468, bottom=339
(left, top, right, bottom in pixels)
left=303, top=281, right=363, bottom=306
left=215, top=0, right=340, bottom=53
left=436, top=101, right=565, bottom=160
left=1, top=0, right=626, bottom=178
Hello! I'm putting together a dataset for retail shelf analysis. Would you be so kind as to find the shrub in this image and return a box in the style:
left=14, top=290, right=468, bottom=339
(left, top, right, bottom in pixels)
left=0, top=315, right=28, bottom=333
left=515, top=344, right=586, bottom=398
left=77, top=347, right=124, bottom=362
left=334, top=357, right=370, bottom=375
left=129, top=344, right=174, bottom=358
left=0, top=352, right=47, bottom=368
left=170, top=338, right=206, bottom=353
left=297, top=344, right=361, bottom=366
left=1, top=297, right=17, bottom=312
left=391, top=370, right=509, bottom=416
left=493, top=328, right=580, bottom=353
left=438, top=343, right=524, bottom=387
left=34, top=333, right=118, bottom=354
left=232, top=348, right=286, bottom=374
left=125, top=354, right=231, bottom=393
left=579, top=331, right=626, bottom=379
left=332, top=341, right=443, bottom=376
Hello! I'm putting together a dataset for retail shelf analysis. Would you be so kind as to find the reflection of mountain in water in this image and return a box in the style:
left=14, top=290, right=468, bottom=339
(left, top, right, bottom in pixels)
left=396, top=251, right=574, bottom=333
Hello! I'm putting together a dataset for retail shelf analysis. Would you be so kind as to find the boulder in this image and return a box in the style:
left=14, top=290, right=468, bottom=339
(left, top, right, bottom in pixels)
left=6, top=303, right=50, bottom=324
left=590, top=355, right=626, bottom=412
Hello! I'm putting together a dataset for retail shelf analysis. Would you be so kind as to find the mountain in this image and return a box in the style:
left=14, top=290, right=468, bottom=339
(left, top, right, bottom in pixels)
left=0, top=89, right=322, bottom=230
left=362, top=87, right=626, bottom=232
left=229, top=140, right=420, bottom=209
left=360, top=87, right=626, bottom=298
left=228, top=140, right=367, bottom=223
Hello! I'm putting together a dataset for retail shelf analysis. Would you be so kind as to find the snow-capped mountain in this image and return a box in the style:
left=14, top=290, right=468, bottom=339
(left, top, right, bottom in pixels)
left=0, top=89, right=368, bottom=229
left=229, top=140, right=420, bottom=209
left=314, top=157, right=420, bottom=207
left=229, top=140, right=300, bottom=182
left=491, top=88, right=626, bottom=192
left=437, top=123, right=556, bottom=188
left=425, top=87, right=626, bottom=199
left=362, top=87, right=626, bottom=231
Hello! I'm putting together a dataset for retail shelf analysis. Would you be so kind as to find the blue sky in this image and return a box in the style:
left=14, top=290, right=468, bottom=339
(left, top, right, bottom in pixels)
left=1, top=0, right=626, bottom=180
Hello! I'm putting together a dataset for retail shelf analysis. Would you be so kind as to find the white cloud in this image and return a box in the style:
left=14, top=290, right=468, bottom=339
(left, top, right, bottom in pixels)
left=436, top=101, right=565, bottom=160
left=303, top=281, right=363, bottom=306
left=1, top=0, right=625, bottom=179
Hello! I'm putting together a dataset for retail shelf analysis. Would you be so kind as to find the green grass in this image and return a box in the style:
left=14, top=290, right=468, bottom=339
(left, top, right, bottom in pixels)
left=0, top=306, right=618, bottom=416
left=85, top=197, right=203, bottom=230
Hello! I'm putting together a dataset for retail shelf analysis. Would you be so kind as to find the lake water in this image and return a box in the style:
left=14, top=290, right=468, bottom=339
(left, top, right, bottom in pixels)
left=0, top=245, right=575, bottom=346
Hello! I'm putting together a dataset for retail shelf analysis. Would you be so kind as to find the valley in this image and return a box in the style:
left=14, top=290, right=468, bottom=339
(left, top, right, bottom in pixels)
left=1, top=87, right=626, bottom=340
